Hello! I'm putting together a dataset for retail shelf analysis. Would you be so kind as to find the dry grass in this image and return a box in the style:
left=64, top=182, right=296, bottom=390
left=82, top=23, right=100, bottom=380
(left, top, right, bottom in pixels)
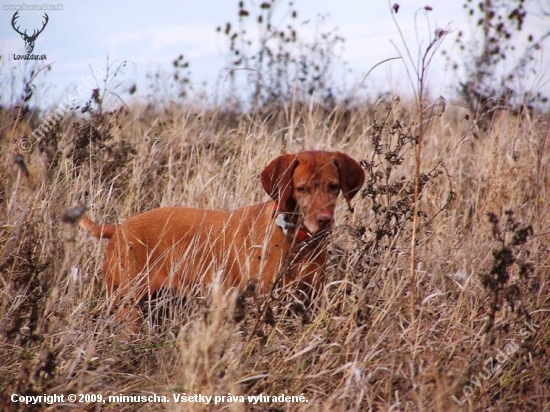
left=1, top=99, right=549, bottom=411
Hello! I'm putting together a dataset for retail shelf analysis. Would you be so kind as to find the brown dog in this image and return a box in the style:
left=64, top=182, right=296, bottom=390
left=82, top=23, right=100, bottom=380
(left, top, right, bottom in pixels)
left=80, top=150, right=364, bottom=329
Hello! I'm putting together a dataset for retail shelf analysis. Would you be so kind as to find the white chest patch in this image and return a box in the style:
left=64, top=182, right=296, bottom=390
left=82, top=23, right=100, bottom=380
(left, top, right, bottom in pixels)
left=274, top=212, right=296, bottom=236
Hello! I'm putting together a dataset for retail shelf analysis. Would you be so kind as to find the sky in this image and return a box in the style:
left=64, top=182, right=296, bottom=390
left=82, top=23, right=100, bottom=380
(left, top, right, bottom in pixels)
left=1, top=0, right=548, bottom=109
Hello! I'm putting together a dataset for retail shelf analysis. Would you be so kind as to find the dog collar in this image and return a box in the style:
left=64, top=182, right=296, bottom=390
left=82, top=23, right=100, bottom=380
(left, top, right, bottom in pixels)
left=273, top=210, right=310, bottom=243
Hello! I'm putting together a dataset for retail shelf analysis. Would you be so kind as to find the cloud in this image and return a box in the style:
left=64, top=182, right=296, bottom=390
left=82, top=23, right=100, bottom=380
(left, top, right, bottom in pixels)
left=96, top=24, right=218, bottom=63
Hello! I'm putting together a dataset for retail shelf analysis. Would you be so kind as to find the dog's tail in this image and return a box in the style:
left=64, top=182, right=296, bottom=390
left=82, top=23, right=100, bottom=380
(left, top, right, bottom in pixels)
left=79, top=214, right=116, bottom=239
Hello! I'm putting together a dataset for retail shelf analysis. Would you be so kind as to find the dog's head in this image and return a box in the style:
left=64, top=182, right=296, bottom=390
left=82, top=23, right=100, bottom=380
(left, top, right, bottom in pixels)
left=261, top=150, right=365, bottom=235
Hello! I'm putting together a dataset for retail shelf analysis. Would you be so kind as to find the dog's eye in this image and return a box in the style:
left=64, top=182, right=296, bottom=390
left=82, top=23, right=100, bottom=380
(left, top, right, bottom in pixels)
left=296, top=186, right=307, bottom=193
left=328, top=183, right=340, bottom=192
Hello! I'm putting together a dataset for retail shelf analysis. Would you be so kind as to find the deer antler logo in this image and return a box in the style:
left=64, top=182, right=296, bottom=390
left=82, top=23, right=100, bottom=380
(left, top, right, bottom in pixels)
left=11, top=11, right=49, bottom=54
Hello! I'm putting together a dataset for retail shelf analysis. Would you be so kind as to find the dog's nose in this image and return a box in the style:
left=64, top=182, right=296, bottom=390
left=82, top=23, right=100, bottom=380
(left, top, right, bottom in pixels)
left=316, top=214, right=333, bottom=229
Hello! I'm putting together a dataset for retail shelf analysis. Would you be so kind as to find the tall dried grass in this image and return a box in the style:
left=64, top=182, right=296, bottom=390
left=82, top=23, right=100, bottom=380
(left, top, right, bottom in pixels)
left=1, top=98, right=549, bottom=411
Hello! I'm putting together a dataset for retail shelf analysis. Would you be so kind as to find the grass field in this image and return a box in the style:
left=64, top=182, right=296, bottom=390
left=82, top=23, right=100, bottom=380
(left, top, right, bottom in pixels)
left=1, top=96, right=549, bottom=411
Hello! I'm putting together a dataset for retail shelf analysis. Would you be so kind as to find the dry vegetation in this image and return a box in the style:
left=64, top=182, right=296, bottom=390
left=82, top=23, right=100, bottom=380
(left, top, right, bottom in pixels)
left=1, top=92, right=549, bottom=412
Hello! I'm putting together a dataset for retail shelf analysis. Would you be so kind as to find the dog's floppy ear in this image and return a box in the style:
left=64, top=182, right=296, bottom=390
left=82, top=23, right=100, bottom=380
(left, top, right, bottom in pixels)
left=333, top=152, right=365, bottom=212
left=261, top=154, right=298, bottom=214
